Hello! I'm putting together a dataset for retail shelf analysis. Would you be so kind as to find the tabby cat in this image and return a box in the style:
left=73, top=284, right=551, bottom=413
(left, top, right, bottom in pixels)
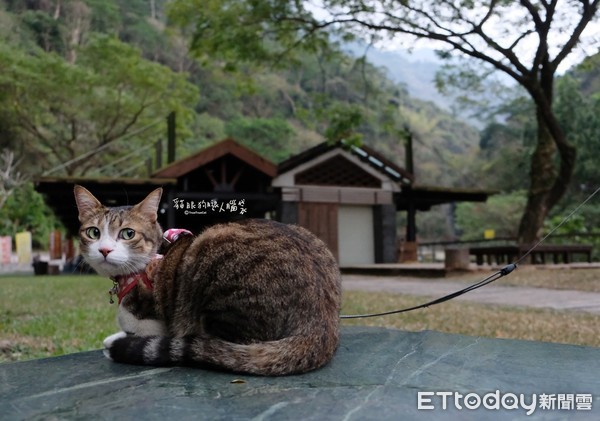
left=74, top=185, right=342, bottom=375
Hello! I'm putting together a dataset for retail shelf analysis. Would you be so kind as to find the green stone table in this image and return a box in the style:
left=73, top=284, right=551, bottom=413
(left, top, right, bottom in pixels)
left=1, top=326, right=598, bottom=420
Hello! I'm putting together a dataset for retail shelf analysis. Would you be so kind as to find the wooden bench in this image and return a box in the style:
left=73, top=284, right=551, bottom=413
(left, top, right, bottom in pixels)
left=469, top=244, right=593, bottom=265
left=526, top=244, right=593, bottom=264
left=469, top=245, right=519, bottom=265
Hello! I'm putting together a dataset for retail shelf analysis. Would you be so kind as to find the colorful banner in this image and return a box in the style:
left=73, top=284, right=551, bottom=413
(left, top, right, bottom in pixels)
left=0, top=236, right=11, bottom=265
left=16, top=231, right=32, bottom=265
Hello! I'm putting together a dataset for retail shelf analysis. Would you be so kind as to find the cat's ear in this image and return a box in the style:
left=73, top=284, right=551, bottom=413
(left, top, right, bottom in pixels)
left=134, top=188, right=162, bottom=223
left=74, top=185, right=104, bottom=222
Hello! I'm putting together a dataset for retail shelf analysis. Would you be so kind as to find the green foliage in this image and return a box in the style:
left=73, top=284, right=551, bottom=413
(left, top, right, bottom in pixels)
left=4, top=1, right=479, bottom=187
left=570, top=53, right=600, bottom=95
left=476, top=120, right=532, bottom=191
left=225, top=117, right=295, bottom=162
left=1, top=34, right=198, bottom=176
left=413, top=205, right=454, bottom=241
left=322, top=103, right=363, bottom=145
left=544, top=71, right=600, bottom=256
left=0, top=183, right=62, bottom=248
left=178, top=112, right=227, bottom=157
left=545, top=214, right=588, bottom=236
left=116, top=0, right=171, bottom=61
left=543, top=212, right=600, bottom=261
left=455, top=191, right=527, bottom=240
left=167, top=0, right=325, bottom=68
left=21, top=10, right=64, bottom=53
left=85, top=0, right=121, bottom=34
left=554, top=73, right=600, bottom=188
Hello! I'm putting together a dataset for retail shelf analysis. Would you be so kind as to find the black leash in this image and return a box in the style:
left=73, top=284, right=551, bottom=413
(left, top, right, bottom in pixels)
left=341, top=263, right=516, bottom=319
left=340, top=186, right=599, bottom=319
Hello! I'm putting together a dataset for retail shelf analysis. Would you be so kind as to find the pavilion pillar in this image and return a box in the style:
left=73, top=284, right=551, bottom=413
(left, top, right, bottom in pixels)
left=277, top=201, right=298, bottom=224
left=374, top=204, right=397, bottom=263
left=400, top=201, right=418, bottom=262
left=167, top=188, right=176, bottom=229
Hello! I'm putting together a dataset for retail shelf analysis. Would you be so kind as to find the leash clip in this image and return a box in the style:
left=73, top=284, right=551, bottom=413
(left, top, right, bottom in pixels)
left=500, top=263, right=517, bottom=276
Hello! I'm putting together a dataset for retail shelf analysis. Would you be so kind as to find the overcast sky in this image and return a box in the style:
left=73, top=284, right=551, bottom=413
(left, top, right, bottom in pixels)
left=305, top=1, right=600, bottom=74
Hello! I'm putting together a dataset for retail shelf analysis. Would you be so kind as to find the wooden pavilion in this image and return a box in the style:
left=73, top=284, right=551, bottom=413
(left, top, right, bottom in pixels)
left=273, top=141, right=491, bottom=264
left=35, top=138, right=494, bottom=266
left=35, top=139, right=279, bottom=237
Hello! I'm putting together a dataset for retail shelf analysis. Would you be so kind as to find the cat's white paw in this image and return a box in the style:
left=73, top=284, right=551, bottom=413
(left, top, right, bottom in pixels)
left=103, top=331, right=128, bottom=350
left=103, top=348, right=113, bottom=361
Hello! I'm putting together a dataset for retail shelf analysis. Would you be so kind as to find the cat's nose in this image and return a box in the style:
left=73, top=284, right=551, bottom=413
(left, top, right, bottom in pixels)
left=99, top=248, right=113, bottom=258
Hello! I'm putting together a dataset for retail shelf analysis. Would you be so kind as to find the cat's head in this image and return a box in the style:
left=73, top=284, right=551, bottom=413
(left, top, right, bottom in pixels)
left=74, top=185, right=163, bottom=278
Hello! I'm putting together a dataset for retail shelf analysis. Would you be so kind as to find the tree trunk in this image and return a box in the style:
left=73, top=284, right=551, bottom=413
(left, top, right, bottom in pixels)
left=517, top=94, right=577, bottom=244
left=518, top=109, right=556, bottom=243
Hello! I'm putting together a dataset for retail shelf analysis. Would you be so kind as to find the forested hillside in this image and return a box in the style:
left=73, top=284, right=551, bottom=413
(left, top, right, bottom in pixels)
left=0, top=0, right=598, bottom=247
left=0, top=0, right=480, bottom=180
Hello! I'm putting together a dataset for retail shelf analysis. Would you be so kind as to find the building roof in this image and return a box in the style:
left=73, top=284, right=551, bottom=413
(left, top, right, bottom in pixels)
left=34, top=176, right=177, bottom=236
left=153, top=138, right=277, bottom=179
left=278, top=141, right=414, bottom=185
left=276, top=140, right=496, bottom=210
left=395, top=185, right=497, bottom=211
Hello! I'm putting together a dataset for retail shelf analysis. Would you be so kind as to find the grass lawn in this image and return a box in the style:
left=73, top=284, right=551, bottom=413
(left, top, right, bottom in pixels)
left=0, top=275, right=115, bottom=363
left=1, top=270, right=599, bottom=363
left=342, top=291, right=600, bottom=348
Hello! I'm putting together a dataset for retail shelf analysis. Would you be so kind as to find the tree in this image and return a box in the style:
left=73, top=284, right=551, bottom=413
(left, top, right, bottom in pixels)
left=225, top=117, right=295, bottom=162
left=1, top=35, right=198, bottom=175
left=60, top=0, right=92, bottom=63
left=169, top=0, right=599, bottom=242
left=0, top=182, right=62, bottom=248
left=554, top=71, right=600, bottom=192
left=475, top=61, right=600, bottom=226
left=455, top=191, right=527, bottom=240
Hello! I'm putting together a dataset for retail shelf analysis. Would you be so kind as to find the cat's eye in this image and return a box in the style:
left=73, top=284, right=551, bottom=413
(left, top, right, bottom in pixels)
left=119, top=228, right=136, bottom=240
left=85, top=227, right=100, bottom=240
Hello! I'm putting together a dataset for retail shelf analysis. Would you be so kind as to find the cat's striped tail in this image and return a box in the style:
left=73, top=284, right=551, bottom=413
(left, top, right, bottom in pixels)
left=103, top=332, right=339, bottom=376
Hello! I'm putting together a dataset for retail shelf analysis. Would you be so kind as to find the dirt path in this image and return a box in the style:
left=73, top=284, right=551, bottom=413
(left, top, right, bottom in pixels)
left=342, top=274, right=600, bottom=314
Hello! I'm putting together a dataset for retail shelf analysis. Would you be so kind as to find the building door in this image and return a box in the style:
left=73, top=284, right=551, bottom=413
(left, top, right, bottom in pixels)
left=298, top=202, right=339, bottom=261
left=337, top=205, right=375, bottom=266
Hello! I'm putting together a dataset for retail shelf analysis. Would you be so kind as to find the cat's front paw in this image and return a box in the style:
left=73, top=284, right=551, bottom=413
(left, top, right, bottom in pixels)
left=103, top=331, right=128, bottom=360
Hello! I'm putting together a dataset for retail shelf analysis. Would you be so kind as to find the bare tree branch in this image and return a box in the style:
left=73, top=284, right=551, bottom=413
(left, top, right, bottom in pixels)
left=0, top=150, right=26, bottom=210
left=553, top=0, right=600, bottom=67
